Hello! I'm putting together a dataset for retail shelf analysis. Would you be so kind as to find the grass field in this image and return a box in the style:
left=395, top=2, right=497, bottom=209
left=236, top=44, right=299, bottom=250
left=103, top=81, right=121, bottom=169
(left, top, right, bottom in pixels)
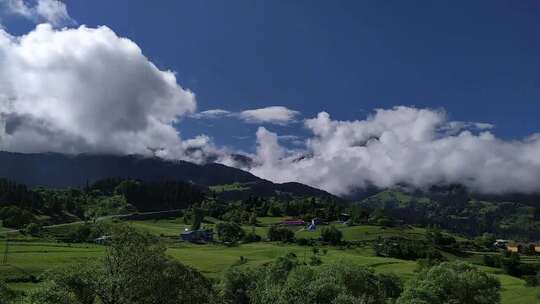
left=209, top=182, right=255, bottom=193
left=1, top=218, right=539, bottom=303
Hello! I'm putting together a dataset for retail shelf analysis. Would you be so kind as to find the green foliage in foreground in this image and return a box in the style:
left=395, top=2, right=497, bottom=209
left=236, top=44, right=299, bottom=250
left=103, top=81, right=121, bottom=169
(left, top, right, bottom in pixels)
left=19, top=226, right=215, bottom=304
left=220, top=253, right=402, bottom=304
left=398, top=262, right=501, bottom=304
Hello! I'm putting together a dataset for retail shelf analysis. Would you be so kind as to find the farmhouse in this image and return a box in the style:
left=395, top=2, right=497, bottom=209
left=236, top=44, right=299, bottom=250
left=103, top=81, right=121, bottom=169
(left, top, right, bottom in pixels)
left=180, top=229, right=214, bottom=243
left=94, top=235, right=112, bottom=245
left=506, top=243, right=522, bottom=253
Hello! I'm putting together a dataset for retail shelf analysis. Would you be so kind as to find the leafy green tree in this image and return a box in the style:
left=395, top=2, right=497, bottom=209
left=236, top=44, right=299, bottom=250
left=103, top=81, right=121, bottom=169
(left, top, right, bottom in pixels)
left=0, top=281, right=16, bottom=304
left=25, top=222, right=42, bottom=236
left=320, top=226, right=343, bottom=245
left=242, top=227, right=262, bottom=243
left=0, top=206, right=34, bottom=229
left=249, top=212, right=258, bottom=226
left=24, top=225, right=215, bottom=304
left=220, top=267, right=256, bottom=304
left=216, top=222, right=245, bottom=244
left=267, top=225, right=295, bottom=243
left=397, top=262, right=501, bottom=304
left=191, top=207, right=205, bottom=230
left=248, top=256, right=400, bottom=304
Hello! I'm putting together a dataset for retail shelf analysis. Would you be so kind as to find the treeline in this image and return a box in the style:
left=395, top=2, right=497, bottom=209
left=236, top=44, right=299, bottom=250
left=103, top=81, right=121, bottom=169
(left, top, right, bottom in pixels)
left=0, top=177, right=206, bottom=229
left=91, top=177, right=206, bottom=211
left=195, top=195, right=346, bottom=225
left=0, top=225, right=503, bottom=304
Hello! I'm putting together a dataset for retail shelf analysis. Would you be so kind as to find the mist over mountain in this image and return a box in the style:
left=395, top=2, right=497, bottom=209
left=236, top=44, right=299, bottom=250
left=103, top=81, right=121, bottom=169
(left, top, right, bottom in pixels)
left=0, top=151, right=339, bottom=201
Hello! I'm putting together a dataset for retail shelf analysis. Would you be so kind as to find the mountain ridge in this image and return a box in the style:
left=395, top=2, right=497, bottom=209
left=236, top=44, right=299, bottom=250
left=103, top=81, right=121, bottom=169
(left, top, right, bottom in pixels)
left=0, top=151, right=339, bottom=200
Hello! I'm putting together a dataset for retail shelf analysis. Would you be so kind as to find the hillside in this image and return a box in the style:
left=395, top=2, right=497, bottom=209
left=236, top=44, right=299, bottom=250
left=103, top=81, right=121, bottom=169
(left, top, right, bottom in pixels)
left=0, top=151, right=260, bottom=188
left=358, top=187, right=540, bottom=240
left=0, top=151, right=341, bottom=201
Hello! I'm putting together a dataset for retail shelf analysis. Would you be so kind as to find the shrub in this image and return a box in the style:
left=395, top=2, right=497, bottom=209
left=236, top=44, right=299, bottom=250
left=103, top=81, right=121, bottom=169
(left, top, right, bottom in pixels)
left=320, top=226, right=342, bottom=245
left=398, top=262, right=501, bottom=304
left=216, top=222, right=245, bottom=244
left=267, top=225, right=295, bottom=243
left=242, top=228, right=261, bottom=243
left=25, top=222, right=42, bottom=236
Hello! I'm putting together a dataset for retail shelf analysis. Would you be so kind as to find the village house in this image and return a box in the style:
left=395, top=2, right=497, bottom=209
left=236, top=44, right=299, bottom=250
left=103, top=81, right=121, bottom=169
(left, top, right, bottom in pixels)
left=180, top=229, right=214, bottom=243
left=506, top=243, right=522, bottom=253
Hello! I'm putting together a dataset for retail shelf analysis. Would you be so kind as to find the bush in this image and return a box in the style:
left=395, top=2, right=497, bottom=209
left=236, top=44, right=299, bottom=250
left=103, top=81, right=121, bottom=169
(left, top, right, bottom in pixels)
left=0, top=280, right=16, bottom=304
left=398, top=262, right=501, bottom=304
left=267, top=225, right=295, bottom=243
left=25, top=222, right=42, bottom=236
left=216, top=222, right=245, bottom=244
left=242, top=228, right=261, bottom=243
left=295, top=237, right=313, bottom=246
left=0, top=206, right=34, bottom=229
left=483, top=254, right=502, bottom=268
left=24, top=225, right=216, bottom=304
left=320, top=226, right=342, bottom=245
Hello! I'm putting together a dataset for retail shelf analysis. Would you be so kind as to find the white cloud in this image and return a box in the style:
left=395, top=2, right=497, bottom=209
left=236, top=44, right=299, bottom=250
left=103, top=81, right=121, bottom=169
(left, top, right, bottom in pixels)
left=190, top=109, right=231, bottom=119
left=1, top=0, right=74, bottom=27
left=0, top=24, right=215, bottom=161
left=248, top=106, right=540, bottom=195
left=191, top=105, right=300, bottom=125
left=239, top=106, right=299, bottom=125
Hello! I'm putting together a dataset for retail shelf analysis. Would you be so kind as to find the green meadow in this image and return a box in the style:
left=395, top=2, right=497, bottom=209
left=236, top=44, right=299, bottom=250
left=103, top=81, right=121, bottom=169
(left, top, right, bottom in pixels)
left=1, top=218, right=539, bottom=303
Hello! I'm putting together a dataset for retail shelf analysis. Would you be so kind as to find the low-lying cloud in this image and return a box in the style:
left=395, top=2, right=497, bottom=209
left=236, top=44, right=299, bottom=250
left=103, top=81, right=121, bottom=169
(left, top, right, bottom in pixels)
left=249, top=107, right=540, bottom=195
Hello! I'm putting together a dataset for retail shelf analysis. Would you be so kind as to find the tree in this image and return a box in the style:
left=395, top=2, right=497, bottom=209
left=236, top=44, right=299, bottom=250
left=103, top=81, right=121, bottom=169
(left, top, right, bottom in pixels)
left=24, top=225, right=215, bottom=304
left=0, top=281, right=16, bottom=304
left=237, top=254, right=400, bottom=304
left=397, top=262, right=501, bottom=304
left=267, top=226, right=295, bottom=243
left=249, top=212, right=258, bottom=226
left=320, top=226, right=342, bottom=245
left=216, top=222, right=245, bottom=244
left=242, top=227, right=262, bottom=243
left=220, top=267, right=256, bottom=304
left=0, top=206, right=34, bottom=229
left=191, top=207, right=205, bottom=230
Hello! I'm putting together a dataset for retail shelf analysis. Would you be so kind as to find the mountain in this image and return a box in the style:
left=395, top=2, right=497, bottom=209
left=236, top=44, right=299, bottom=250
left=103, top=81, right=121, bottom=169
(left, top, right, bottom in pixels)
left=0, top=151, right=339, bottom=200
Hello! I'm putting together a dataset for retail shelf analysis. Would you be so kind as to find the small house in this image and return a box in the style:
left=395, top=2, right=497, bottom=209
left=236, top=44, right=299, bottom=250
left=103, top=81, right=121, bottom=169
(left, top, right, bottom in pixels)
left=94, top=235, right=112, bottom=245
left=493, top=239, right=510, bottom=249
left=180, top=229, right=214, bottom=243
left=535, top=244, right=540, bottom=253
left=506, top=243, right=522, bottom=253
left=307, top=219, right=317, bottom=231
left=339, top=213, right=351, bottom=222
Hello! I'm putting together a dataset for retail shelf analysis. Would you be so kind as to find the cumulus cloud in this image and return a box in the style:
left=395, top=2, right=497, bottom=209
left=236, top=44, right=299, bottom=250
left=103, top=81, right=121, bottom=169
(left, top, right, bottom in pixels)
left=1, top=0, right=74, bottom=27
left=0, top=23, right=220, bottom=161
left=239, top=106, right=300, bottom=125
left=248, top=106, right=540, bottom=195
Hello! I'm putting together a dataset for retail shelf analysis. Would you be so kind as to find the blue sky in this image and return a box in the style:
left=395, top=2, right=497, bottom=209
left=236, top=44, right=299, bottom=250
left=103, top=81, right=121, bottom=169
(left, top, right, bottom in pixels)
left=2, top=0, right=540, bottom=194
left=5, top=0, right=539, bottom=152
